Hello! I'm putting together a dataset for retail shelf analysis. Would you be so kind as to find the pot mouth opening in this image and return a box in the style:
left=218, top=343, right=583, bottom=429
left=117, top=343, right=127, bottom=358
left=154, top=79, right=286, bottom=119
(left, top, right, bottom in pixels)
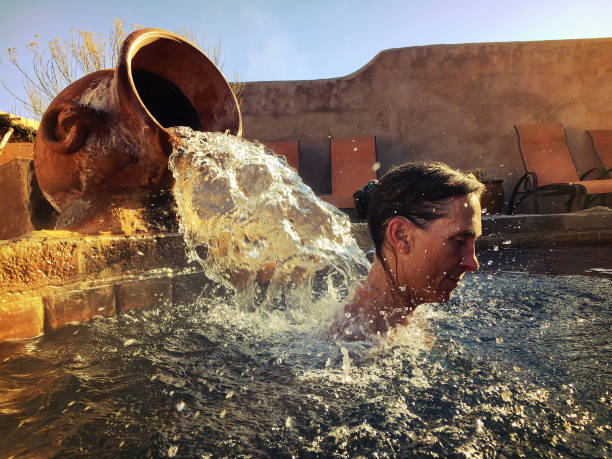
left=119, top=29, right=241, bottom=136
left=131, top=69, right=202, bottom=131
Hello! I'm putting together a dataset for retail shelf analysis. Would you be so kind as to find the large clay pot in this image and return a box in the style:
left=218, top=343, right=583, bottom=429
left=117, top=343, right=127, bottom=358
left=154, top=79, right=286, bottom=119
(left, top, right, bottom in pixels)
left=33, top=28, right=241, bottom=227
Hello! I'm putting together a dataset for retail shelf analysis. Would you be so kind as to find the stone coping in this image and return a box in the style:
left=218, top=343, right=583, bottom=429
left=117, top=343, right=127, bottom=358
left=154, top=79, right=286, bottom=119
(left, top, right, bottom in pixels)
left=1, top=206, right=611, bottom=341
left=0, top=231, right=190, bottom=296
left=351, top=206, right=612, bottom=251
left=477, top=206, right=612, bottom=249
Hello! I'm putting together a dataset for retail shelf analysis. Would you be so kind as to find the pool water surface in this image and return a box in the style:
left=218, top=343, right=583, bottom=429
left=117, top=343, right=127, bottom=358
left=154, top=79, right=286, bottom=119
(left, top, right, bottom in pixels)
left=0, top=247, right=610, bottom=457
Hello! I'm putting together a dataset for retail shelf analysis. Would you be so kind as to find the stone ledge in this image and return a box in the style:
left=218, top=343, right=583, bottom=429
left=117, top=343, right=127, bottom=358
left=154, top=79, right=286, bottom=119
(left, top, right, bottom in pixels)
left=1, top=267, right=211, bottom=341
left=44, top=284, right=116, bottom=332
left=477, top=229, right=612, bottom=250
left=0, top=232, right=190, bottom=294
left=2, top=207, right=611, bottom=341
left=116, top=276, right=173, bottom=313
left=0, top=297, right=43, bottom=341
left=352, top=207, right=612, bottom=251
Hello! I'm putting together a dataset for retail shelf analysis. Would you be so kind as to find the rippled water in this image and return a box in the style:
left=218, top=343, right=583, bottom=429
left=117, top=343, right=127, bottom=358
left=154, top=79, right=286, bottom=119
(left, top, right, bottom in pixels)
left=1, top=261, right=610, bottom=457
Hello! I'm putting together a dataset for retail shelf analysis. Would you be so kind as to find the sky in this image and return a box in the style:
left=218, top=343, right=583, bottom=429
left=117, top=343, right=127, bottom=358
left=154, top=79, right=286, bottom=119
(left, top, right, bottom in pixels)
left=1, top=0, right=611, bottom=116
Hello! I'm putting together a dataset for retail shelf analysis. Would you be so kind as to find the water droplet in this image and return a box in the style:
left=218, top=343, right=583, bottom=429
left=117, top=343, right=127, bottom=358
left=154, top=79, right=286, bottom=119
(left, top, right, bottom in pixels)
left=176, top=401, right=185, bottom=412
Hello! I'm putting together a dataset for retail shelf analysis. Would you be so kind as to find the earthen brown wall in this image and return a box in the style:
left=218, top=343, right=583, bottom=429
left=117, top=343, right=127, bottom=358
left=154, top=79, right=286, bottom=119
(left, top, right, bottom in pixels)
left=240, top=38, right=612, bottom=206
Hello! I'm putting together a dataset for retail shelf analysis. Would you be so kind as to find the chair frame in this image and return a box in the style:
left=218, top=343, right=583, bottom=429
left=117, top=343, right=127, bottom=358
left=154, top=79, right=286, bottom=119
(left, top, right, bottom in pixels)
left=587, top=130, right=612, bottom=178
left=508, top=124, right=609, bottom=214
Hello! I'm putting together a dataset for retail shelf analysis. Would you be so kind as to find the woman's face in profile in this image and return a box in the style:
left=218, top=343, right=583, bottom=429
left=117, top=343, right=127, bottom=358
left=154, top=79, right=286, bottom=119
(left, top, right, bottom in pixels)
left=399, top=193, right=482, bottom=304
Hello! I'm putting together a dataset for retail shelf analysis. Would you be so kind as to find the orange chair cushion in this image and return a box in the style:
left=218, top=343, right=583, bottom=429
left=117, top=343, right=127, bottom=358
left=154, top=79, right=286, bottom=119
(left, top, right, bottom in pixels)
left=515, top=124, right=579, bottom=186
left=263, top=141, right=299, bottom=171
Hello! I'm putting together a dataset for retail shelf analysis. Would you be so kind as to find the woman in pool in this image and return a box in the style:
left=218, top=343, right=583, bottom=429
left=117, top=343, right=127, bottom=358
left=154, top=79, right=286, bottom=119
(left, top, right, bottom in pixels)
left=335, top=161, right=484, bottom=339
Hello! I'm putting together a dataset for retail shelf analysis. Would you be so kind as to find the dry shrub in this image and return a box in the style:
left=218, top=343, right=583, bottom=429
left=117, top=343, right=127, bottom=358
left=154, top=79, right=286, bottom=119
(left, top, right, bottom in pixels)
left=4, top=19, right=242, bottom=120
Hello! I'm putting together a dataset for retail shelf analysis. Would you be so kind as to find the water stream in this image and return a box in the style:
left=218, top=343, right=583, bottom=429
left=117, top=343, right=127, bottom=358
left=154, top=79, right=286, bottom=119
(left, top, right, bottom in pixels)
left=168, top=127, right=369, bottom=314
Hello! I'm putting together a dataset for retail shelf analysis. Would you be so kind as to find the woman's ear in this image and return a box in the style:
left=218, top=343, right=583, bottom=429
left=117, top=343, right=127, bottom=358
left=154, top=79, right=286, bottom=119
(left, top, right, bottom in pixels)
left=386, top=216, right=415, bottom=254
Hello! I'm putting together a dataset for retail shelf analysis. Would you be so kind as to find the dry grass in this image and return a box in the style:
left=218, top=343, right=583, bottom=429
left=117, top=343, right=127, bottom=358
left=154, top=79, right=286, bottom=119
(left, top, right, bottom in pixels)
left=4, top=19, right=243, bottom=120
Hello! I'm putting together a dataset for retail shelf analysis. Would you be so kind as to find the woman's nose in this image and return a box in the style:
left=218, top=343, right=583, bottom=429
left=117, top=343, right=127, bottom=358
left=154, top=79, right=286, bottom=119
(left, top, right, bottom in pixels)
left=461, top=240, right=479, bottom=272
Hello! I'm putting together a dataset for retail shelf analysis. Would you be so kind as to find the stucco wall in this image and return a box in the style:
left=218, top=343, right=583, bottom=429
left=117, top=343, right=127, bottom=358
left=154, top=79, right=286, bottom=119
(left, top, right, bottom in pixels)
left=240, top=38, right=612, bottom=208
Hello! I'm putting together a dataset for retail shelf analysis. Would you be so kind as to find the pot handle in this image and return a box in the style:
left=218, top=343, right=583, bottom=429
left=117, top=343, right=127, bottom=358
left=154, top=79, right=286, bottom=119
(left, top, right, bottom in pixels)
left=38, top=103, right=103, bottom=155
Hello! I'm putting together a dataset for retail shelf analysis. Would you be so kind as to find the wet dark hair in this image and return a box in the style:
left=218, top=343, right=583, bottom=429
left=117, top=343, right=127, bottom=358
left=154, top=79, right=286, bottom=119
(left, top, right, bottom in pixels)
left=354, top=161, right=484, bottom=262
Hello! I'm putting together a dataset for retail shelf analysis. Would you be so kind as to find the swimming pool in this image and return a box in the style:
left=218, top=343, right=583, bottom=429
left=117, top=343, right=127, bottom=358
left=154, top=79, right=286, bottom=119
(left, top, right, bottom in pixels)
left=1, top=246, right=609, bottom=457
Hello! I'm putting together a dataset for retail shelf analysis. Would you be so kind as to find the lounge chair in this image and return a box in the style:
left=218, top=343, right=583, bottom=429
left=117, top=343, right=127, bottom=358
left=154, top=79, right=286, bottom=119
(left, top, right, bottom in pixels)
left=263, top=140, right=300, bottom=171
left=508, top=123, right=612, bottom=213
left=586, top=130, right=612, bottom=177
left=320, top=136, right=378, bottom=209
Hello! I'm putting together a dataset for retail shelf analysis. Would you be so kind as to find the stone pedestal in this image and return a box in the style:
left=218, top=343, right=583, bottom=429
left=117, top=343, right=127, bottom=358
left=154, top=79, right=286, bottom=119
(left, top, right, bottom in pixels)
left=0, top=158, right=57, bottom=240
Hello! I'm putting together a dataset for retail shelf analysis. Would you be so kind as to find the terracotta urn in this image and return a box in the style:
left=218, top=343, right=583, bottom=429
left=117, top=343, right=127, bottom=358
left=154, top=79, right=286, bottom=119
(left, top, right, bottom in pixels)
left=33, top=28, right=241, bottom=232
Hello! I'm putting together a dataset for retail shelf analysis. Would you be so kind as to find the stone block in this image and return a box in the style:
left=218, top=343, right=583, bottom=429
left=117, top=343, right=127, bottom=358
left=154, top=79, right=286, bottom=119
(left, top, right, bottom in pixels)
left=0, top=142, right=34, bottom=166
left=599, top=229, right=612, bottom=244
left=43, top=284, right=115, bottom=332
left=546, top=231, right=578, bottom=246
left=0, top=296, right=44, bottom=340
left=79, top=234, right=189, bottom=278
left=150, top=234, right=189, bottom=270
left=0, top=158, right=57, bottom=240
left=172, top=269, right=211, bottom=305
left=0, top=235, right=79, bottom=293
left=115, top=275, right=173, bottom=313
left=576, top=230, right=600, bottom=245
left=79, top=236, right=134, bottom=277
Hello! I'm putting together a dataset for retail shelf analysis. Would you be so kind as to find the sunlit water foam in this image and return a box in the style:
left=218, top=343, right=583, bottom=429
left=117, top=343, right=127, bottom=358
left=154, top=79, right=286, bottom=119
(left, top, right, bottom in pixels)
left=168, top=127, right=369, bottom=317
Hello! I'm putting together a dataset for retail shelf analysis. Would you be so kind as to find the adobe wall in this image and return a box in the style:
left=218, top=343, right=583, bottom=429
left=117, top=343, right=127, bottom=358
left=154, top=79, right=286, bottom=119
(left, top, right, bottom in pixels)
left=240, top=38, right=612, bottom=208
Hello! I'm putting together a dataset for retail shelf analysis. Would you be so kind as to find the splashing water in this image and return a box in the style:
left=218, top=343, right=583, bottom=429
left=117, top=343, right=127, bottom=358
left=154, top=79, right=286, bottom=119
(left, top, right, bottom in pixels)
left=168, top=127, right=369, bottom=311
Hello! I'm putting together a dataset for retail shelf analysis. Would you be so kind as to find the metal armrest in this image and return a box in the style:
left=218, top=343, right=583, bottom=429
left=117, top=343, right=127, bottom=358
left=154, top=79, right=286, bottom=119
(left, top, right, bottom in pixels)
left=507, top=172, right=538, bottom=214
left=580, top=168, right=599, bottom=180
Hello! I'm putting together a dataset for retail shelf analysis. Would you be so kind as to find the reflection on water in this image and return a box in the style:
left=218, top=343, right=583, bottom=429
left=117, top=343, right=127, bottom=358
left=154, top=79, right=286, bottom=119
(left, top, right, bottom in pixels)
left=0, top=269, right=610, bottom=457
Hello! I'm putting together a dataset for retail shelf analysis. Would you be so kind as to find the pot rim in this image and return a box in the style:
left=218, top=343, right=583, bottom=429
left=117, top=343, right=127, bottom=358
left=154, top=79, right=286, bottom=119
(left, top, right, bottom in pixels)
left=115, top=28, right=242, bottom=137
